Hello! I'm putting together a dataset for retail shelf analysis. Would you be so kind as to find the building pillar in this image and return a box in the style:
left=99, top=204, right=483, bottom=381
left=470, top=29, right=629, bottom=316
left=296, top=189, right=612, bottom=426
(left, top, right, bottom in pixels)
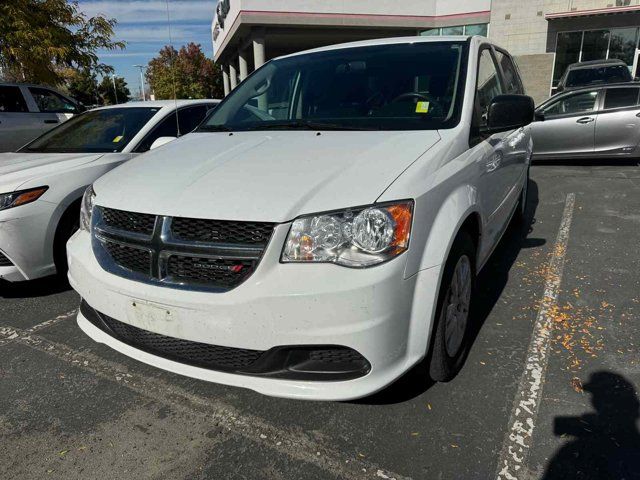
left=253, top=34, right=266, bottom=69
left=239, top=50, right=249, bottom=81
left=229, top=63, right=238, bottom=90
left=222, top=66, right=230, bottom=96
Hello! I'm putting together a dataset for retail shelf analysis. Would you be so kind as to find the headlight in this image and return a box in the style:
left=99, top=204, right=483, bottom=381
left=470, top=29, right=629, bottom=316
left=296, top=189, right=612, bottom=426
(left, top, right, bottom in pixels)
left=281, top=201, right=413, bottom=267
left=80, top=185, right=96, bottom=231
left=0, top=186, right=48, bottom=211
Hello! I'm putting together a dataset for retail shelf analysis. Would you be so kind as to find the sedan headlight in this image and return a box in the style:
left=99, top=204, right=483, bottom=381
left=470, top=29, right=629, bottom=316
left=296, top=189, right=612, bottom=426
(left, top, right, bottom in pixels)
left=80, top=185, right=96, bottom=231
left=0, top=186, right=48, bottom=211
left=282, top=201, right=413, bottom=267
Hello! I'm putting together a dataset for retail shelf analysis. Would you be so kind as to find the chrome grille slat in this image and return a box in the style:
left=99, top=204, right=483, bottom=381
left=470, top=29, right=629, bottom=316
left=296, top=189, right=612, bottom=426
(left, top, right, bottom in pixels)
left=93, top=207, right=275, bottom=292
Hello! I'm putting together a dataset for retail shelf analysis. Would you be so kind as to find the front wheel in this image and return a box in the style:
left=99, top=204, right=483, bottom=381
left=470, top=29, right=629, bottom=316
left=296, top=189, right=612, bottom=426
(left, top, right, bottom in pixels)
left=428, top=232, right=476, bottom=382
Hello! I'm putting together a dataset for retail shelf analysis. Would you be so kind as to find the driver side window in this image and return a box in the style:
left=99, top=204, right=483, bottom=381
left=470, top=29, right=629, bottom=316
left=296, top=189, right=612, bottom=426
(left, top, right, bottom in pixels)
left=542, top=91, right=598, bottom=117
left=475, top=48, right=504, bottom=128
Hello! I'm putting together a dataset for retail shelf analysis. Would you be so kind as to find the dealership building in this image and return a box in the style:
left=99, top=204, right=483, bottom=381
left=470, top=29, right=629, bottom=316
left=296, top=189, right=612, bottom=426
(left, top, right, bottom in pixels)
left=212, top=0, right=640, bottom=104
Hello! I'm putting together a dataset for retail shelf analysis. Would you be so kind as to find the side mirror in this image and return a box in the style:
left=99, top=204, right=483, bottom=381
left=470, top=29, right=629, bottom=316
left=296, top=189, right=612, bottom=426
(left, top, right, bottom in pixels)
left=149, top=136, right=177, bottom=150
left=534, top=111, right=545, bottom=121
left=485, top=94, right=535, bottom=134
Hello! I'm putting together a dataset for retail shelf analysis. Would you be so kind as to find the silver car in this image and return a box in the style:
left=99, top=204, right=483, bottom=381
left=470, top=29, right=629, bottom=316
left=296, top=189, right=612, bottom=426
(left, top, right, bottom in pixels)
left=531, top=83, right=640, bottom=160
left=0, top=83, right=83, bottom=153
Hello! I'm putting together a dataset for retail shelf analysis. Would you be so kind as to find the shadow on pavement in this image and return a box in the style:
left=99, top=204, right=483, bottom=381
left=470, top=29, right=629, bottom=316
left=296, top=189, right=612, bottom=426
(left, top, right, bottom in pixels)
left=543, top=371, right=640, bottom=480
left=0, top=275, right=71, bottom=299
left=355, top=180, right=544, bottom=405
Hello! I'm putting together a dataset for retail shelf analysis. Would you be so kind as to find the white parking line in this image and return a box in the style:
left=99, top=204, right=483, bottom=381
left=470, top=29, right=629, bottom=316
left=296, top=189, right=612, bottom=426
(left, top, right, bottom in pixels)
left=0, top=309, right=77, bottom=347
left=0, top=323, right=410, bottom=480
left=496, top=193, right=576, bottom=480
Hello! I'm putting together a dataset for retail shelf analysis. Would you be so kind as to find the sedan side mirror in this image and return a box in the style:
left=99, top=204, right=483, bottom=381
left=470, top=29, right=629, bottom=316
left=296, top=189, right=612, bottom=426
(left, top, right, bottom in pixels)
left=149, top=136, right=177, bottom=150
left=485, top=94, right=535, bottom=134
left=534, top=111, right=545, bottom=121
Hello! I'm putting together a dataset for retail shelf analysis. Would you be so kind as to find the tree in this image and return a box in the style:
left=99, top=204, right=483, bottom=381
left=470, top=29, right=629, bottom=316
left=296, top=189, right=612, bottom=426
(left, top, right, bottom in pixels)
left=98, top=76, right=130, bottom=105
left=67, top=69, right=100, bottom=106
left=0, top=0, right=124, bottom=85
left=146, top=43, right=224, bottom=100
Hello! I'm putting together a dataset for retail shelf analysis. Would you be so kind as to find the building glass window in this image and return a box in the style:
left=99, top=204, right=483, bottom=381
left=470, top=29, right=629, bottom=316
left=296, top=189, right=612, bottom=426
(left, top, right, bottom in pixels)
left=553, top=31, right=585, bottom=86
left=553, top=27, right=640, bottom=90
left=609, top=28, right=638, bottom=67
left=581, top=30, right=610, bottom=62
left=441, top=26, right=464, bottom=36
left=420, top=24, right=488, bottom=37
left=465, top=24, right=488, bottom=37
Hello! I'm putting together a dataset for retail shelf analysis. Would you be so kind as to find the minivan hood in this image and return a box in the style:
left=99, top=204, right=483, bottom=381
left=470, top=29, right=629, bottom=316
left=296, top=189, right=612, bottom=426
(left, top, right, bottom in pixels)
left=94, top=131, right=440, bottom=222
left=0, top=152, right=103, bottom=192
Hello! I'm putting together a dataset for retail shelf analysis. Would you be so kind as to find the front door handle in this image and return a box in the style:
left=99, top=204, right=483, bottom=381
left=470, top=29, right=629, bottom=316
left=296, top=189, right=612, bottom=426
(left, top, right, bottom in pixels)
left=576, top=117, right=594, bottom=124
left=44, top=119, right=59, bottom=124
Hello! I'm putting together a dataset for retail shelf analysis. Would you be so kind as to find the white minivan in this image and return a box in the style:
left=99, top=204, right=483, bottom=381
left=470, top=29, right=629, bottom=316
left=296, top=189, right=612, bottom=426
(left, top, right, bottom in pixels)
left=0, top=83, right=82, bottom=152
left=68, top=36, right=534, bottom=401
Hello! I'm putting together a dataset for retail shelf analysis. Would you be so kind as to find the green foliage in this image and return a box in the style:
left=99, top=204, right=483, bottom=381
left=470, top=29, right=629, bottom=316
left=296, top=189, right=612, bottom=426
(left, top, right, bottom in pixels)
left=146, top=43, right=224, bottom=100
left=98, top=76, right=130, bottom=105
left=0, top=0, right=124, bottom=85
left=67, top=69, right=100, bottom=106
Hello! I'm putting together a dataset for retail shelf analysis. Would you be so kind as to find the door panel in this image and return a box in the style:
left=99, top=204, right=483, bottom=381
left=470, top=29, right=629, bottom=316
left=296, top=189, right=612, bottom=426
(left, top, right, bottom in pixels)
left=594, top=87, right=640, bottom=155
left=532, top=90, right=599, bottom=158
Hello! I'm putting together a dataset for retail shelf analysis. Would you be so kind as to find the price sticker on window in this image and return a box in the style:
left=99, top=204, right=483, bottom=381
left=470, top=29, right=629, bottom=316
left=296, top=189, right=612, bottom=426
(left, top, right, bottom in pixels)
left=112, top=135, right=123, bottom=143
left=415, top=101, right=430, bottom=114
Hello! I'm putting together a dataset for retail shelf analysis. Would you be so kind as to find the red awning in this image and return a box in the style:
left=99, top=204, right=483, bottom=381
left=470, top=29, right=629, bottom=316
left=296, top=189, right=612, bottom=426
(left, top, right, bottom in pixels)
left=546, top=5, right=640, bottom=20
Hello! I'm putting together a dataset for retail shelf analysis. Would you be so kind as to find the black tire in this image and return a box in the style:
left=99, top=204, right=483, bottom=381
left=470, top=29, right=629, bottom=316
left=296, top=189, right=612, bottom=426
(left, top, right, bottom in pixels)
left=513, top=167, right=530, bottom=223
left=428, top=231, right=476, bottom=382
left=53, top=203, right=80, bottom=277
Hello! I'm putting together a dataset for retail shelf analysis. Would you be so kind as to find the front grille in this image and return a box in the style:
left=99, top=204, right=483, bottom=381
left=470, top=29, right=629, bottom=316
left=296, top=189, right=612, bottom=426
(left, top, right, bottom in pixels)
left=0, top=252, right=13, bottom=267
left=82, top=301, right=265, bottom=371
left=103, top=242, right=150, bottom=275
left=167, top=256, right=254, bottom=287
left=102, top=207, right=156, bottom=236
left=93, top=207, right=275, bottom=292
left=172, top=217, right=274, bottom=245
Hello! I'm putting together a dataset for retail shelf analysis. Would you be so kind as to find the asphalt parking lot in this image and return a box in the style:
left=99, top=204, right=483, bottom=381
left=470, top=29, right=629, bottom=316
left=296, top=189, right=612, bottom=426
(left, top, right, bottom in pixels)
left=1, top=162, right=639, bottom=480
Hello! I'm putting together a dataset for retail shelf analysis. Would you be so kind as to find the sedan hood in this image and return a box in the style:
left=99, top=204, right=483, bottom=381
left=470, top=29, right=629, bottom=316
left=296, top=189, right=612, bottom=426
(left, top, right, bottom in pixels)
left=94, top=131, right=440, bottom=222
left=0, top=152, right=104, bottom=192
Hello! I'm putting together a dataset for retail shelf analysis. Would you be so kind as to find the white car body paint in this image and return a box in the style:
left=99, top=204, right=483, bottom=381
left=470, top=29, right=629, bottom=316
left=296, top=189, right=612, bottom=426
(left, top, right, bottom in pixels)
left=68, top=36, right=532, bottom=400
left=0, top=100, right=219, bottom=282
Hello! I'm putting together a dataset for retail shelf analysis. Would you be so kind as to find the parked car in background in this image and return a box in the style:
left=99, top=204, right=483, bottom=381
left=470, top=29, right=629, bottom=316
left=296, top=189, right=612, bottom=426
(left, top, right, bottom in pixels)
left=0, top=83, right=84, bottom=152
left=69, top=36, right=534, bottom=401
left=531, top=82, right=640, bottom=160
left=555, top=59, right=632, bottom=94
left=0, top=99, right=219, bottom=282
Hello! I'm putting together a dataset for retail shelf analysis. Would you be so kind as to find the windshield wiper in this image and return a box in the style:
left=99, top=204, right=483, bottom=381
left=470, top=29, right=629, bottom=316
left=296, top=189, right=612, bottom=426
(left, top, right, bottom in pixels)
left=246, top=121, right=379, bottom=131
left=198, top=124, right=234, bottom=132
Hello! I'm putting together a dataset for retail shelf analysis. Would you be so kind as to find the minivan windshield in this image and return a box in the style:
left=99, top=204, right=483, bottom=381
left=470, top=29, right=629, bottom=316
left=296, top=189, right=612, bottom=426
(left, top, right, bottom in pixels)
left=565, top=65, right=632, bottom=88
left=201, top=41, right=467, bottom=132
left=22, top=107, right=160, bottom=153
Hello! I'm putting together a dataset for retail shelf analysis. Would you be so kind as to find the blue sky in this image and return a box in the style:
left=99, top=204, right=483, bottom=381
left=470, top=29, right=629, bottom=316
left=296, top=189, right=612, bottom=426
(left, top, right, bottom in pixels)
left=77, top=0, right=216, bottom=98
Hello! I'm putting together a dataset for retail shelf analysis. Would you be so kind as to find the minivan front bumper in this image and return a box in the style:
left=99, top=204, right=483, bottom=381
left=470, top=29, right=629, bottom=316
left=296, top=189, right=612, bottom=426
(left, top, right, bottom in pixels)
left=68, top=226, right=442, bottom=401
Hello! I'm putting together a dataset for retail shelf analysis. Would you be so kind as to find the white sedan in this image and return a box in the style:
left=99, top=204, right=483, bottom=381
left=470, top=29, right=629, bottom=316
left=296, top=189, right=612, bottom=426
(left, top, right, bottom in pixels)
left=0, top=99, right=219, bottom=282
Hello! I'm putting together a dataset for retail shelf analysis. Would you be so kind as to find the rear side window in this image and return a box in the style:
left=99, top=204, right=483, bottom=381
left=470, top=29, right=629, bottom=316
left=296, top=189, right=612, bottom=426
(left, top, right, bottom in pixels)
left=603, top=87, right=640, bottom=110
left=28, top=87, right=76, bottom=113
left=177, top=105, right=209, bottom=134
left=495, top=50, right=524, bottom=94
left=0, top=86, right=28, bottom=112
left=475, top=48, right=504, bottom=127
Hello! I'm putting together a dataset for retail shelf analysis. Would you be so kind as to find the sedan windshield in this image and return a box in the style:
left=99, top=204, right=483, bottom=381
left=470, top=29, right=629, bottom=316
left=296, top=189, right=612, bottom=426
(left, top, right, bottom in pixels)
left=201, top=41, right=467, bottom=132
left=23, top=107, right=160, bottom=153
